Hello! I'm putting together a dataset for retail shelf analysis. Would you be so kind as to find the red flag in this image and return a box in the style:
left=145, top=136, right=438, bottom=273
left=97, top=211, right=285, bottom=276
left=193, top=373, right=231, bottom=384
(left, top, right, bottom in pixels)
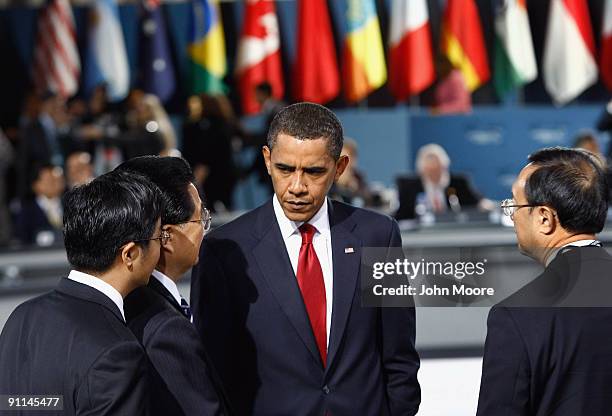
left=441, top=0, right=490, bottom=92
left=388, top=0, right=435, bottom=100
left=601, top=0, right=612, bottom=90
left=293, top=0, right=339, bottom=104
left=32, top=0, right=81, bottom=98
left=235, top=0, right=284, bottom=114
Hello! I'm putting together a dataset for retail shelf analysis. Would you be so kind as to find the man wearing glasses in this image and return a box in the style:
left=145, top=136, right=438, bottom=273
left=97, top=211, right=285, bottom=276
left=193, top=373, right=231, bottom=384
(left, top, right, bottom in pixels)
left=0, top=169, right=164, bottom=415
left=477, top=147, right=612, bottom=415
left=118, top=156, right=230, bottom=416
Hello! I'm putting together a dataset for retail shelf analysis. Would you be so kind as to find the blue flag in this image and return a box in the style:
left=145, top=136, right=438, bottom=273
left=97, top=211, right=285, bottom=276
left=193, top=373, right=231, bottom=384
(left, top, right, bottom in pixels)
left=139, top=1, right=176, bottom=102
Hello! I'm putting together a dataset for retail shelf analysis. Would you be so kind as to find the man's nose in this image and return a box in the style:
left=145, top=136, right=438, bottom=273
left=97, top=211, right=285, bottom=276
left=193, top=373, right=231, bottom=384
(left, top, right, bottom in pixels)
left=288, top=172, right=307, bottom=195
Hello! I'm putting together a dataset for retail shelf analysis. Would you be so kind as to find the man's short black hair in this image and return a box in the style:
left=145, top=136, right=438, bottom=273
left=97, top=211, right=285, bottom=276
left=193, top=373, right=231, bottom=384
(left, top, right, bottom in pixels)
left=526, top=147, right=608, bottom=234
left=267, top=102, right=344, bottom=160
left=116, top=156, right=199, bottom=225
left=63, top=169, right=162, bottom=273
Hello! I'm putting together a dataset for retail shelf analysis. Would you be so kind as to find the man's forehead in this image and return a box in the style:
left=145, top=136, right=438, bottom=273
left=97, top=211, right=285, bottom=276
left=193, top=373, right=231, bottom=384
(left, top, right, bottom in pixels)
left=513, top=164, right=537, bottom=196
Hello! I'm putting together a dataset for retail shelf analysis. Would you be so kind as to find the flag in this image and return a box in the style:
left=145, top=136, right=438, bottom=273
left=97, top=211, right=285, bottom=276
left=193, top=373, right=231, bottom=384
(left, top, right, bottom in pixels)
left=493, top=0, right=537, bottom=98
left=441, top=0, right=490, bottom=92
left=139, top=0, right=176, bottom=102
left=600, top=0, right=612, bottom=90
left=388, top=0, right=435, bottom=100
left=235, top=0, right=283, bottom=114
left=293, top=0, right=339, bottom=104
left=188, top=0, right=227, bottom=94
left=32, top=0, right=81, bottom=98
left=84, top=0, right=130, bottom=101
left=342, top=0, right=387, bottom=103
left=543, top=0, right=597, bottom=105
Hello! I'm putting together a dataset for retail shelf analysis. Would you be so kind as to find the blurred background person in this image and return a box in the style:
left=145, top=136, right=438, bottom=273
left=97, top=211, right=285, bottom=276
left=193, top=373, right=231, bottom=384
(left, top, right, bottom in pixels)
left=431, top=56, right=471, bottom=115
left=573, top=130, right=605, bottom=166
left=396, top=143, right=492, bottom=220
left=65, top=151, right=94, bottom=189
left=182, top=94, right=210, bottom=192
left=183, top=94, right=238, bottom=212
left=242, top=82, right=286, bottom=195
left=17, top=92, right=67, bottom=197
left=330, top=137, right=377, bottom=207
left=0, top=128, right=14, bottom=246
left=14, top=164, right=65, bottom=246
left=117, top=93, right=171, bottom=160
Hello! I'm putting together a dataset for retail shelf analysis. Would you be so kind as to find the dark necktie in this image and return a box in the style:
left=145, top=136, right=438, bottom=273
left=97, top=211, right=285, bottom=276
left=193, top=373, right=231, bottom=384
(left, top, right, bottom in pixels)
left=297, top=223, right=327, bottom=366
left=180, top=297, right=192, bottom=320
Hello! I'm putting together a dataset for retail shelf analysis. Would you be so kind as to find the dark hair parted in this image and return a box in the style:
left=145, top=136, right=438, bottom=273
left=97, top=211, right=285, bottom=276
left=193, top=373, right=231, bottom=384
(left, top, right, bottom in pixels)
left=116, top=156, right=199, bottom=225
left=267, top=102, right=344, bottom=160
left=526, top=147, right=609, bottom=234
left=62, top=169, right=162, bottom=273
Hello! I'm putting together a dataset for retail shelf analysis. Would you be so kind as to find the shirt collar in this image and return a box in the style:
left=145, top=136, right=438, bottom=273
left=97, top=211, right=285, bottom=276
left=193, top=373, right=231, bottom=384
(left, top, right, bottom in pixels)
left=67, top=270, right=125, bottom=321
left=272, top=195, right=331, bottom=240
left=545, top=239, right=600, bottom=266
left=152, top=269, right=182, bottom=306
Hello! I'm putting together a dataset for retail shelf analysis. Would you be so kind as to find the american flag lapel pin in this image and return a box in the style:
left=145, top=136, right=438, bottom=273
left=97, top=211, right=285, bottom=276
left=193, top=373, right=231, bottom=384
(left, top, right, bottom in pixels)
left=344, top=247, right=354, bottom=254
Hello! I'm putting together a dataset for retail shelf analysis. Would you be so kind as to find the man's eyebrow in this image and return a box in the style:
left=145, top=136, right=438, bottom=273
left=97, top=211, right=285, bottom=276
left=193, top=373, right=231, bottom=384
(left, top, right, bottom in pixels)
left=274, top=163, right=295, bottom=169
left=304, top=166, right=327, bottom=173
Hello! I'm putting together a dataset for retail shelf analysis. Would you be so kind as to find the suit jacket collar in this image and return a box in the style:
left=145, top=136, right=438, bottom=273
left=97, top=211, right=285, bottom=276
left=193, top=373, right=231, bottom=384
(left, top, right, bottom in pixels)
left=56, top=277, right=125, bottom=323
left=252, top=199, right=361, bottom=373
left=147, top=275, right=185, bottom=316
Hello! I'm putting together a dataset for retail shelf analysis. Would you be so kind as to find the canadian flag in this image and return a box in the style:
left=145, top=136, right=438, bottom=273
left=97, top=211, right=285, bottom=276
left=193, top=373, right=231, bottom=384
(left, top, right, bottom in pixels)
left=601, top=0, right=612, bottom=90
left=235, top=0, right=284, bottom=114
left=388, top=0, right=435, bottom=100
left=543, top=0, right=597, bottom=105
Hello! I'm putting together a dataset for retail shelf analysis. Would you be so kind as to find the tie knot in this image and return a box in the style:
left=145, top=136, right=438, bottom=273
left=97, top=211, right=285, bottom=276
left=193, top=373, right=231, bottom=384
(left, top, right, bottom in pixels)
left=299, top=223, right=317, bottom=244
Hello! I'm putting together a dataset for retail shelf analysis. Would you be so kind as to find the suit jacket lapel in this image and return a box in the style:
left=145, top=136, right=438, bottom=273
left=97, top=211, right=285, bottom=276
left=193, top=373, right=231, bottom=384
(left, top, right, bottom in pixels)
left=56, top=278, right=125, bottom=323
left=326, top=201, right=361, bottom=373
left=147, top=276, right=184, bottom=316
left=252, top=200, right=324, bottom=368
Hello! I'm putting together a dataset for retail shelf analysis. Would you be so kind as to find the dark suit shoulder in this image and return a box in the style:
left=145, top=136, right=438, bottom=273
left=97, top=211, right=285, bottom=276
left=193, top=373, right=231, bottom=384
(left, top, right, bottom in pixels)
left=12, top=289, right=135, bottom=351
left=207, top=205, right=263, bottom=241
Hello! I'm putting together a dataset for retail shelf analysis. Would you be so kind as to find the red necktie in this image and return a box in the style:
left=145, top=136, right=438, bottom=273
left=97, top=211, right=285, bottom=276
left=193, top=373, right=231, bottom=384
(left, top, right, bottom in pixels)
left=297, top=223, right=327, bottom=366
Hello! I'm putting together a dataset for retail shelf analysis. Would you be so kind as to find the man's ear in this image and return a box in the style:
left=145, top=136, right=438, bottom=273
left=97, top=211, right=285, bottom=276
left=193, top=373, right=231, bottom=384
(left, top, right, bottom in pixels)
left=161, top=225, right=175, bottom=255
left=334, top=155, right=350, bottom=181
left=120, top=242, right=141, bottom=270
left=537, top=206, right=557, bottom=235
left=262, top=146, right=272, bottom=175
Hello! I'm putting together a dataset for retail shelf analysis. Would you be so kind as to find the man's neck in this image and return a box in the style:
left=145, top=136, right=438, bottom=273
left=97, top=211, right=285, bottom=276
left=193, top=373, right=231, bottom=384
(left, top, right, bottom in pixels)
left=91, top=270, right=135, bottom=298
left=540, top=233, right=597, bottom=266
left=155, top=263, right=183, bottom=283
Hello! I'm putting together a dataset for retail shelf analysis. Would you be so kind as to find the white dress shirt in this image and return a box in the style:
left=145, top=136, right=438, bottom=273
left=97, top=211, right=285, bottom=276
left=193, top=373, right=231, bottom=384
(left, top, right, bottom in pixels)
left=273, top=196, right=333, bottom=347
left=152, top=269, right=183, bottom=306
left=545, top=239, right=600, bottom=266
left=67, top=270, right=125, bottom=321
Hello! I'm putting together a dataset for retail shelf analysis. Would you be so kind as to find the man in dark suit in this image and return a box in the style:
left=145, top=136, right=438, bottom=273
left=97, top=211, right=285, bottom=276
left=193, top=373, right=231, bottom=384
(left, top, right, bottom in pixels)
left=395, top=143, right=488, bottom=220
left=191, top=103, right=420, bottom=415
left=119, top=156, right=230, bottom=416
left=0, top=169, right=164, bottom=415
left=14, top=163, right=65, bottom=245
left=477, top=147, right=612, bottom=415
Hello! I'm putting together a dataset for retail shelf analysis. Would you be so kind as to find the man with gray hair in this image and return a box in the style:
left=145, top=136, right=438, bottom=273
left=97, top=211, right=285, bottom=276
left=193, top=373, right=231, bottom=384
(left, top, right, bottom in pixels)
left=396, top=143, right=490, bottom=219
left=191, top=102, right=420, bottom=415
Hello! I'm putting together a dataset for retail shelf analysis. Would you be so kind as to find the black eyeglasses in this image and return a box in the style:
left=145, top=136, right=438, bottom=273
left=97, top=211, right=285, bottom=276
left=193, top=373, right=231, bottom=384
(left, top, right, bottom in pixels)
left=500, top=198, right=538, bottom=218
left=132, top=230, right=171, bottom=246
left=177, top=208, right=212, bottom=233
